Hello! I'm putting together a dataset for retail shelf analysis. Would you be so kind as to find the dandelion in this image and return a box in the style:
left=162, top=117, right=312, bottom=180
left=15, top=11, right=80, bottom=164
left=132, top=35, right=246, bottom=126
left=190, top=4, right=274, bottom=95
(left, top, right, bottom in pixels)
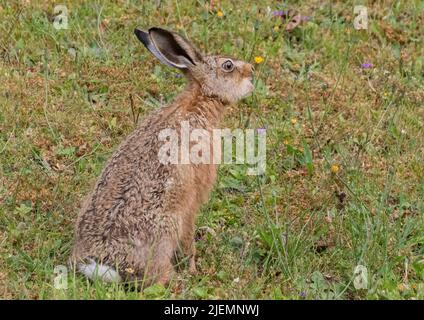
left=331, top=164, right=340, bottom=174
left=273, top=25, right=280, bottom=32
left=361, top=62, right=373, bottom=69
left=290, top=118, right=297, bottom=125
left=254, top=56, right=264, bottom=64
left=217, top=11, right=224, bottom=18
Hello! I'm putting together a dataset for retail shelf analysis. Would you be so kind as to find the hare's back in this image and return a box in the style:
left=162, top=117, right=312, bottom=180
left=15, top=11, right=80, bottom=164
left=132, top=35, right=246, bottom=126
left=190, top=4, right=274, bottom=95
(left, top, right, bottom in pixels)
left=76, top=123, right=177, bottom=242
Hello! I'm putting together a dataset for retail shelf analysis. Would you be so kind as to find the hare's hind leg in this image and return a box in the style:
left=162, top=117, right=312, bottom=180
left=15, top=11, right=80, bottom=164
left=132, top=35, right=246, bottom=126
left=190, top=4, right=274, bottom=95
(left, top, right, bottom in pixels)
left=155, top=260, right=175, bottom=285
left=152, top=239, right=176, bottom=285
left=132, top=237, right=176, bottom=286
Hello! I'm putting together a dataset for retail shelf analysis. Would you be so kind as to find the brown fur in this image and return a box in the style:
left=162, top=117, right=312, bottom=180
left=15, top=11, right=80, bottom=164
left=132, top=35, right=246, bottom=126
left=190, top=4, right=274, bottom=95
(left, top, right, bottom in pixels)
left=70, top=27, right=254, bottom=285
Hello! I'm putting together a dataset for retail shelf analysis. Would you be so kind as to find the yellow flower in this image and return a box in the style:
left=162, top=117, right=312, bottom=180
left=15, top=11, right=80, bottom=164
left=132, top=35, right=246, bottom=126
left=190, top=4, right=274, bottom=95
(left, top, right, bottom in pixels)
left=331, top=164, right=340, bottom=174
left=290, top=118, right=297, bottom=125
left=254, top=56, right=264, bottom=64
left=283, top=139, right=289, bottom=145
left=397, top=283, right=406, bottom=291
left=125, top=267, right=135, bottom=274
left=273, top=25, right=280, bottom=32
left=217, top=11, right=224, bottom=18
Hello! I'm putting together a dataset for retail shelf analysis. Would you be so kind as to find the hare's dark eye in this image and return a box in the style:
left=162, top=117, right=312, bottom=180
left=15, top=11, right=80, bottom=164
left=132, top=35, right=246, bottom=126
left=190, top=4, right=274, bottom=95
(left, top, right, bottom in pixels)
left=221, top=60, right=234, bottom=72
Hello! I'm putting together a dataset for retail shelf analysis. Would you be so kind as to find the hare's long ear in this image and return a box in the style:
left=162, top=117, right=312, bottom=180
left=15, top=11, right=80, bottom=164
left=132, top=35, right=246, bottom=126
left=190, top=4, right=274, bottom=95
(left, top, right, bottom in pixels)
left=134, top=27, right=202, bottom=69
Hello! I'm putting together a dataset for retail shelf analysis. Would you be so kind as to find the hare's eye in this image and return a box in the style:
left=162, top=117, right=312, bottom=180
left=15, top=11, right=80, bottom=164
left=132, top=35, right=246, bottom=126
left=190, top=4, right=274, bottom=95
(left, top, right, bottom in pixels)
left=221, top=60, right=234, bottom=72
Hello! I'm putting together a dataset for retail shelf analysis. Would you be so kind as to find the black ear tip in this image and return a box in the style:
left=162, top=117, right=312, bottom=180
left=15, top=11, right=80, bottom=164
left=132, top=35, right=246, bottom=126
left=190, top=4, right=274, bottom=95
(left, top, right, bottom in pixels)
left=134, top=28, right=150, bottom=46
left=134, top=28, right=144, bottom=37
left=149, top=27, right=162, bottom=32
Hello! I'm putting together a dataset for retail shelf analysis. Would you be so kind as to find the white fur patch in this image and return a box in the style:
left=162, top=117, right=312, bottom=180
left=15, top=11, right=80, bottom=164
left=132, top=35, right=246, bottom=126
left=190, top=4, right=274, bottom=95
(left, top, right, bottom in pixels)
left=240, top=78, right=255, bottom=99
left=78, top=259, right=122, bottom=283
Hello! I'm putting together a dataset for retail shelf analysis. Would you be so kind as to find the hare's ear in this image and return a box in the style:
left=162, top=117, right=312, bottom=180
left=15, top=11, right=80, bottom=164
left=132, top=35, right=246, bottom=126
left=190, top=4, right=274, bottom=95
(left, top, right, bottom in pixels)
left=134, top=27, right=202, bottom=69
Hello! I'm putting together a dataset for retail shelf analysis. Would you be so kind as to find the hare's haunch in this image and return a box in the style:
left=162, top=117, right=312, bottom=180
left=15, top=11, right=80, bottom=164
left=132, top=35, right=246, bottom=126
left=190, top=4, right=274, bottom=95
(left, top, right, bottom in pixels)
left=70, top=27, right=254, bottom=285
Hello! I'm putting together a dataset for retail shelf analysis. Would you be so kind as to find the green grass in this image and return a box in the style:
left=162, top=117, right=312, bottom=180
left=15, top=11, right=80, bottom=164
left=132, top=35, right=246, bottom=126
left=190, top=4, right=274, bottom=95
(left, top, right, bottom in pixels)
left=1, top=0, right=423, bottom=299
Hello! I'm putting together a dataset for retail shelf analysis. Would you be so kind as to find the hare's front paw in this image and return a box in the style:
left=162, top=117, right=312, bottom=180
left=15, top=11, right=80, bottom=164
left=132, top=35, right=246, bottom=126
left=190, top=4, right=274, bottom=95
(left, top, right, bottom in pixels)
left=188, top=256, right=197, bottom=275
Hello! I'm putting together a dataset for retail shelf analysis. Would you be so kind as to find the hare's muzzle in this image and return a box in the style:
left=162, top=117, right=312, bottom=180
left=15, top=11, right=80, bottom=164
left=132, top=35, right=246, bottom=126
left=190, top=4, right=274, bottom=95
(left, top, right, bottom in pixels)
left=242, top=63, right=254, bottom=78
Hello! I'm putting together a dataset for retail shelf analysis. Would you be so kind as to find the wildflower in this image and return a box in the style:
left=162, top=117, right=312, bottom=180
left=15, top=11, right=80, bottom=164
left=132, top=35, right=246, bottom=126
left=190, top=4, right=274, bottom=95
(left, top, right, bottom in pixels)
left=273, top=25, right=280, bottom=32
left=254, top=56, right=264, bottom=64
left=290, top=118, right=297, bottom=125
left=331, top=164, right=340, bottom=174
left=361, top=62, right=373, bottom=69
left=272, top=10, right=288, bottom=17
left=272, top=10, right=311, bottom=29
left=283, top=139, right=289, bottom=145
left=299, top=292, right=306, bottom=299
left=397, top=283, right=406, bottom=291
left=125, top=267, right=135, bottom=274
left=217, top=11, right=224, bottom=18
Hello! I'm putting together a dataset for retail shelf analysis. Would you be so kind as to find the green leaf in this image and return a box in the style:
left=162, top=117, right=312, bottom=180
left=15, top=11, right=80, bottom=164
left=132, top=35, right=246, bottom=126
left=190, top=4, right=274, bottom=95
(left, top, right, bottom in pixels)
left=192, top=286, right=208, bottom=299
left=14, top=203, right=32, bottom=215
left=302, top=141, right=314, bottom=175
left=109, top=117, right=117, bottom=130
left=143, top=283, right=166, bottom=298
left=57, top=146, right=76, bottom=157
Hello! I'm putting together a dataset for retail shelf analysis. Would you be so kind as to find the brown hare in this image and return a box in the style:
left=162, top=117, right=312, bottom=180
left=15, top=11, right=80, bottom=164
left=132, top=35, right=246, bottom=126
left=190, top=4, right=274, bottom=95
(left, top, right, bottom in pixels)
left=70, top=27, right=254, bottom=285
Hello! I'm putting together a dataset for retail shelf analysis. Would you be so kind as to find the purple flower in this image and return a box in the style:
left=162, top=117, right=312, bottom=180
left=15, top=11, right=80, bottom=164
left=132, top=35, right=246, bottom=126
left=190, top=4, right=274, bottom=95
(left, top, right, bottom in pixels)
left=272, top=10, right=311, bottom=24
left=257, top=127, right=267, bottom=134
left=299, top=291, right=306, bottom=298
left=272, top=10, right=288, bottom=17
left=361, top=62, right=373, bottom=69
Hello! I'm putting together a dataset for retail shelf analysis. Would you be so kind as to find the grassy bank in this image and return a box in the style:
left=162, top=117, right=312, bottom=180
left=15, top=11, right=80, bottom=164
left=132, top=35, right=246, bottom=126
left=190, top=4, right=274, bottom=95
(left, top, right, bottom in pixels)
left=0, top=0, right=423, bottom=299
